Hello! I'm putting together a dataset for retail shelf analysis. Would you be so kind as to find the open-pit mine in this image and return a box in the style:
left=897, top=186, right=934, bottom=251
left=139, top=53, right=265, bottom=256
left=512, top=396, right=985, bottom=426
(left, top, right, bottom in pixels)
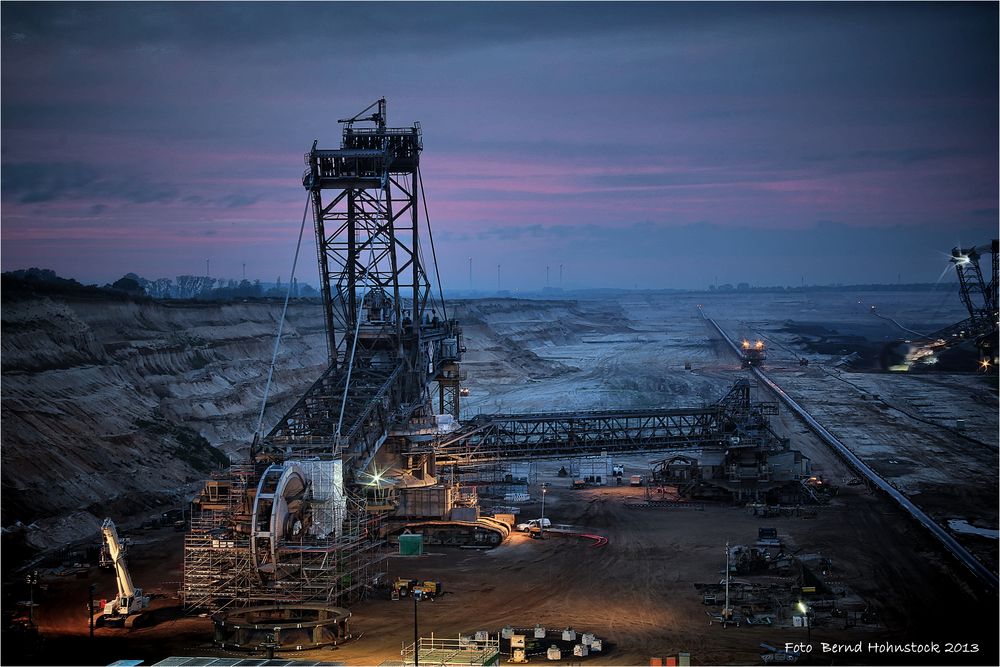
left=2, top=100, right=997, bottom=667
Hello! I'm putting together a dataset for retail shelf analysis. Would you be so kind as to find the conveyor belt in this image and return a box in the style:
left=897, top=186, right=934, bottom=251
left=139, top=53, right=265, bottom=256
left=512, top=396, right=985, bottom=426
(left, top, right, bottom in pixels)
left=701, top=307, right=998, bottom=590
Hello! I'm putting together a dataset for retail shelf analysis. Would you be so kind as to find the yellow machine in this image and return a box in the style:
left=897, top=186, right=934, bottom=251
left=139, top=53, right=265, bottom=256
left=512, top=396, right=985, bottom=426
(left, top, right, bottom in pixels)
left=393, top=578, right=442, bottom=600
left=415, top=580, right=442, bottom=597
left=391, top=578, right=418, bottom=600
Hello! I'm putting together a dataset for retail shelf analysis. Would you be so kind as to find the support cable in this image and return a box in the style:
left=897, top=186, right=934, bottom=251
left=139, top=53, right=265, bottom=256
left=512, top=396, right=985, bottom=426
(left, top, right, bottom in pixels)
left=336, top=290, right=368, bottom=444
left=255, top=193, right=312, bottom=438
left=870, top=311, right=930, bottom=339
left=417, top=165, right=448, bottom=322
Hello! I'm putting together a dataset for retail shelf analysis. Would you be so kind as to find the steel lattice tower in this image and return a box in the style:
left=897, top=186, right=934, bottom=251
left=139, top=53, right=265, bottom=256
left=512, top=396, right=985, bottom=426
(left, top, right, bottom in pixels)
left=949, top=240, right=999, bottom=365
left=306, top=99, right=429, bottom=371
left=266, top=99, right=463, bottom=468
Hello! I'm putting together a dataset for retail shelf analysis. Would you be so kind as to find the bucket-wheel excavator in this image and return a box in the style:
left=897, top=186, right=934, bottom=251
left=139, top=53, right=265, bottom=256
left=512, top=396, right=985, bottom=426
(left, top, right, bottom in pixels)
left=182, top=99, right=812, bottom=614
left=883, top=240, right=998, bottom=371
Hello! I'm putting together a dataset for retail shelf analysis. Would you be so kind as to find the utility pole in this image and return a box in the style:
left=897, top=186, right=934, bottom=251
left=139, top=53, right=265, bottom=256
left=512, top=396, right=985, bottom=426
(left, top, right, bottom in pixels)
left=546, top=265, right=550, bottom=288
left=413, top=593, right=419, bottom=667
left=560, top=264, right=564, bottom=288
left=88, top=584, right=96, bottom=639
left=541, top=485, right=547, bottom=538
left=797, top=600, right=811, bottom=644
left=723, top=542, right=731, bottom=626
left=497, top=264, right=501, bottom=292
left=468, top=257, right=473, bottom=291
left=25, top=570, right=38, bottom=626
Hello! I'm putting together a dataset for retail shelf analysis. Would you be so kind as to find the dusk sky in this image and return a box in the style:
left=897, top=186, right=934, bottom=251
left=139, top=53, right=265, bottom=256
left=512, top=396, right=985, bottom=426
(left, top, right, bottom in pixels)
left=2, top=2, right=997, bottom=290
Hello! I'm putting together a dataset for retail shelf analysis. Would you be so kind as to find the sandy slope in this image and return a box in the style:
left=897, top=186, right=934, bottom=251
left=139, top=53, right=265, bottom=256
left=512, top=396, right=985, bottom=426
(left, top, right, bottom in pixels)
left=1, top=295, right=327, bottom=550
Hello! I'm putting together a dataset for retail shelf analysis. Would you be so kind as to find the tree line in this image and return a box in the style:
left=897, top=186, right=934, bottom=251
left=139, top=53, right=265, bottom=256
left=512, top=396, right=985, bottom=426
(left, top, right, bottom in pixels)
left=3, top=268, right=319, bottom=301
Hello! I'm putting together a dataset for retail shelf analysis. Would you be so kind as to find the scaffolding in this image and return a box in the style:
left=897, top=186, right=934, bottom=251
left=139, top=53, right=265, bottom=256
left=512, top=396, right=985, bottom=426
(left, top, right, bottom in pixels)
left=182, top=465, right=255, bottom=610
left=182, top=464, right=388, bottom=611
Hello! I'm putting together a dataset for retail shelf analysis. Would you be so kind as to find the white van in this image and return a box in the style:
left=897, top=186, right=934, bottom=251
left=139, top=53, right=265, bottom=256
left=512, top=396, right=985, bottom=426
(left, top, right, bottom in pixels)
left=515, top=518, right=552, bottom=532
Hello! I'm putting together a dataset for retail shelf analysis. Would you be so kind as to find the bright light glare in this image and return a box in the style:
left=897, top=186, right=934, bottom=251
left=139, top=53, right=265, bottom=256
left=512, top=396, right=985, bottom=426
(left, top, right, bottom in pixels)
left=365, top=467, right=384, bottom=486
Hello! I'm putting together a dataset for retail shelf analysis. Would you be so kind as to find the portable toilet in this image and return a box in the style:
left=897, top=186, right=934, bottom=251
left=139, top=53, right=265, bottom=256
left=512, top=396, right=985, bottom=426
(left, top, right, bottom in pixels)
left=475, top=630, right=490, bottom=642
left=534, top=625, right=546, bottom=639
left=547, top=645, right=561, bottom=661
left=678, top=652, right=691, bottom=667
left=573, top=644, right=589, bottom=657
left=562, top=628, right=576, bottom=641
left=398, top=533, right=423, bottom=556
left=591, top=639, right=603, bottom=652
left=581, top=633, right=595, bottom=646
left=500, top=626, right=514, bottom=639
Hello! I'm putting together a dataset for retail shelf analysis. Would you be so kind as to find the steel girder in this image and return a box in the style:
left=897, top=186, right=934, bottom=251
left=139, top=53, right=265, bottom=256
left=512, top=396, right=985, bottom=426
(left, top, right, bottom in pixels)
left=435, top=409, right=726, bottom=464
left=434, top=379, right=787, bottom=465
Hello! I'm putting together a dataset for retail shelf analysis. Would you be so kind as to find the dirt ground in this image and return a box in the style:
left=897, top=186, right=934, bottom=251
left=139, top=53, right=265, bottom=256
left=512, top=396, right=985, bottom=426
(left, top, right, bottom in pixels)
left=7, top=460, right=997, bottom=666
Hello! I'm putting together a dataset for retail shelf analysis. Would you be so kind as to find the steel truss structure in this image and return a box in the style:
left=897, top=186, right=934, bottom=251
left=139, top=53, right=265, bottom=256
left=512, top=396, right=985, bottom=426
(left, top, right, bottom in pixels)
left=435, top=379, right=786, bottom=465
left=942, top=240, right=999, bottom=363
left=905, top=240, right=1000, bottom=368
left=264, top=98, right=463, bottom=466
left=185, top=100, right=455, bottom=612
left=951, top=240, right=997, bottom=334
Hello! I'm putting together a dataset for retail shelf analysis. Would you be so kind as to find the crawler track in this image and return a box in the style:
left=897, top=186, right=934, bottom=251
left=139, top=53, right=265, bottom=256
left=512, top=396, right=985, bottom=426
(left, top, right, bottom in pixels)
left=701, top=308, right=998, bottom=591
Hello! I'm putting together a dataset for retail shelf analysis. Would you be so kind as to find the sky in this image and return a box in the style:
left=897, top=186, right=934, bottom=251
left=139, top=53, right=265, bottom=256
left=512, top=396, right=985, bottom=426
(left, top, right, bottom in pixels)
left=2, top=2, right=997, bottom=290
